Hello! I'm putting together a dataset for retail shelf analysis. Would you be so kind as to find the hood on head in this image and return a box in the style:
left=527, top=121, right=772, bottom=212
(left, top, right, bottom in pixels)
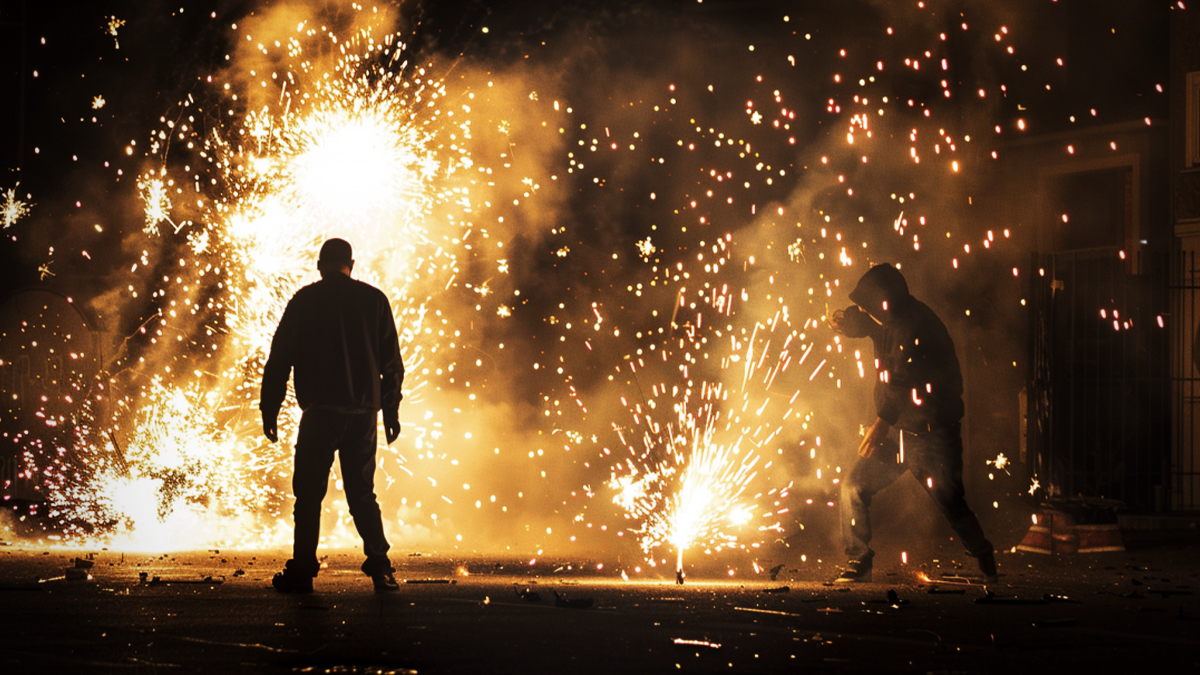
left=848, top=263, right=910, bottom=322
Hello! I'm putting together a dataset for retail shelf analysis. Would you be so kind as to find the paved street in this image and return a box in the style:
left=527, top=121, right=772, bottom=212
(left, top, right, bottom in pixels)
left=1, top=540, right=1198, bottom=674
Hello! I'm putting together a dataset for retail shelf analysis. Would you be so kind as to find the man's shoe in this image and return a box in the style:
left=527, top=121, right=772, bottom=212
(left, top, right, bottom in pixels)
left=272, top=570, right=314, bottom=594
left=977, top=550, right=999, bottom=584
left=361, top=557, right=400, bottom=593
left=834, top=558, right=873, bottom=583
left=372, top=568, right=400, bottom=594
left=272, top=559, right=315, bottom=593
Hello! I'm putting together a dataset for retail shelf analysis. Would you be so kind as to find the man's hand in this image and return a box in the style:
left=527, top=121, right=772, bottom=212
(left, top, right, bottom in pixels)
left=829, top=308, right=849, bottom=334
left=857, top=418, right=891, bottom=458
left=830, top=305, right=876, bottom=338
left=262, top=409, right=279, bottom=443
left=384, top=408, right=401, bottom=444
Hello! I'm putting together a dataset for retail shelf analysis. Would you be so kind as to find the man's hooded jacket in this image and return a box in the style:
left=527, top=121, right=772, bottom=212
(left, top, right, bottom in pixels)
left=842, top=263, right=964, bottom=433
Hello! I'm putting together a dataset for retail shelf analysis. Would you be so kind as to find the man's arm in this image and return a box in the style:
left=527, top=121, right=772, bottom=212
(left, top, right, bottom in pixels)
left=260, top=301, right=298, bottom=443
left=379, top=295, right=404, bottom=444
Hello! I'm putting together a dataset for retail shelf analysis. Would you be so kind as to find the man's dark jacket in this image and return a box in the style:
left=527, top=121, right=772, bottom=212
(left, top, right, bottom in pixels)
left=841, top=263, right=963, bottom=433
left=260, top=274, right=404, bottom=417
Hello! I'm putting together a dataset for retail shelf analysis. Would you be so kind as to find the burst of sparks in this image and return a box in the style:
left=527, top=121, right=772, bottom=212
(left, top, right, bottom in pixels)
left=2, top=185, right=31, bottom=229
left=51, top=15, right=500, bottom=549
left=636, top=237, right=656, bottom=259
left=106, top=16, right=125, bottom=49
left=988, top=452, right=1010, bottom=473
left=136, top=176, right=172, bottom=235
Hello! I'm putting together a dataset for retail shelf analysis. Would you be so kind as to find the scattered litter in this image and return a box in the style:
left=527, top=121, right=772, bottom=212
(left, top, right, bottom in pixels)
left=1042, top=593, right=1077, bottom=603
left=886, top=589, right=909, bottom=607
left=552, top=590, right=593, bottom=608
left=145, top=576, right=223, bottom=586
left=769, top=564, right=784, bottom=581
left=404, top=579, right=456, bottom=585
left=514, top=586, right=541, bottom=602
left=673, top=638, right=723, bottom=651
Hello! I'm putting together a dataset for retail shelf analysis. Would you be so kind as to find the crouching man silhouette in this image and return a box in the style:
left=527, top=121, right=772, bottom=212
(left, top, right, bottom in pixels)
left=829, top=263, right=997, bottom=584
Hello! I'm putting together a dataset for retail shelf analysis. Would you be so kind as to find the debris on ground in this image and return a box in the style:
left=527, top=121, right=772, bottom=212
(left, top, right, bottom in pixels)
left=515, top=585, right=541, bottom=602
left=552, top=589, right=593, bottom=608
left=886, top=588, right=909, bottom=607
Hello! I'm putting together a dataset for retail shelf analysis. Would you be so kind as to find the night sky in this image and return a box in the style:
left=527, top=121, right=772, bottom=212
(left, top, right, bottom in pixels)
left=0, top=0, right=1171, bottom=308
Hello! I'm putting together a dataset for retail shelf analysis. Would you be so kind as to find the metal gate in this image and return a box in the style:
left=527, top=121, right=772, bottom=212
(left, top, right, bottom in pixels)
left=1171, top=251, right=1200, bottom=511
left=1028, top=250, right=1171, bottom=512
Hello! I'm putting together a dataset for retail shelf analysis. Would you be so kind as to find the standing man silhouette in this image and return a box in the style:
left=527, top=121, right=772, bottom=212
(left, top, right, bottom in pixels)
left=829, top=263, right=997, bottom=584
left=261, top=238, right=404, bottom=593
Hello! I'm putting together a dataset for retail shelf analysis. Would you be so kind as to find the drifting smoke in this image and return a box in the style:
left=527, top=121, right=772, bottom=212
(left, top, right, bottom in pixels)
left=10, top=0, right=1164, bottom=573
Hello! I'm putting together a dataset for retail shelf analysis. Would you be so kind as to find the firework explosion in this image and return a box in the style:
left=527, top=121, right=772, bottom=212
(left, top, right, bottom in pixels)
left=0, top=1, right=1170, bottom=575
left=44, top=8, right=508, bottom=550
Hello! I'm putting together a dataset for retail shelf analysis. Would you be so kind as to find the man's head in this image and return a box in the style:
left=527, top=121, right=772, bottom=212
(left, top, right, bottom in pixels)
left=317, top=238, right=354, bottom=277
left=848, top=263, right=910, bottom=323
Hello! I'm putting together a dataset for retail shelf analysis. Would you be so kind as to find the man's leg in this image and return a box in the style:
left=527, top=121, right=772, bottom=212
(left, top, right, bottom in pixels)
left=291, top=408, right=340, bottom=576
left=336, top=412, right=392, bottom=574
left=909, top=426, right=996, bottom=579
left=838, top=434, right=906, bottom=579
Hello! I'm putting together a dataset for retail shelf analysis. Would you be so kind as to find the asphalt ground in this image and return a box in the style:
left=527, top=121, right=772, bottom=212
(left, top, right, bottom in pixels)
left=1, top=542, right=1198, bottom=674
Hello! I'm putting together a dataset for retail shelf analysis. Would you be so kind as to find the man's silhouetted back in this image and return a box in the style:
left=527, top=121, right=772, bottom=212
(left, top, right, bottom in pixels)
left=260, top=237, right=404, bottom=593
